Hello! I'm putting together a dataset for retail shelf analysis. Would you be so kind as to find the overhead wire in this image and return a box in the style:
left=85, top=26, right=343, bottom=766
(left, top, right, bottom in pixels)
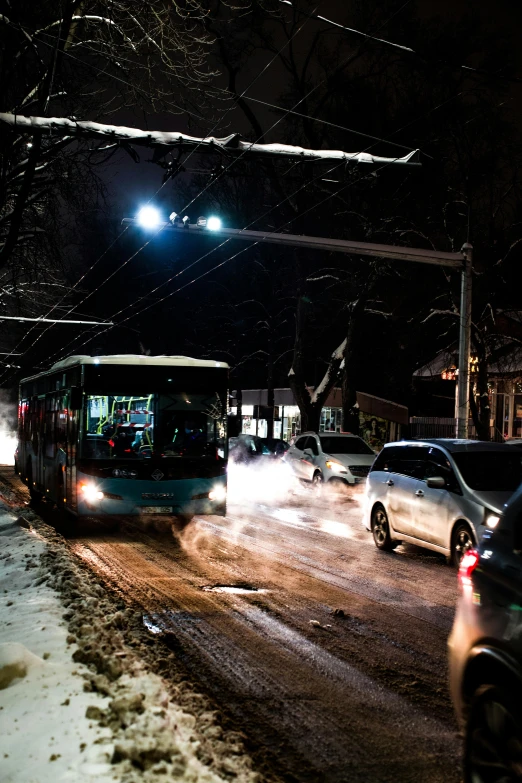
left=26, top=25, right=422, bottom=157
left=8, top=0, right=441, bottom=383
left=39, top=2, right=427, bottom=362
left=0, top=2, right=323, bottom=383
left=16, top=0, right=470, bottom=377
left=47, top=147, right=420, bottom=363
left=54, top=70, right=478, bottom=364
left=50, top=119, right=443, bottom=364
left=279, top=0, right=522, bottom=87
left=19, top=26, right=209, bottom=122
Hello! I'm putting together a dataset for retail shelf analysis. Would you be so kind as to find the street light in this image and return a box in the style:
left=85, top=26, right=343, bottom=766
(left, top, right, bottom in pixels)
left=123, top=212, right=471, bottom=435
left=207, top=216, right=222, bottom=231
left=196, top=215, right=222, bottom=230
left=136, top=206, right=161, bottom=229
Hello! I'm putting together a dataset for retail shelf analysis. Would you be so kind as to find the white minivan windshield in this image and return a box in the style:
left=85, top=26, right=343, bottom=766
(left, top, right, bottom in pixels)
left=319, top=436, right=374, bottom=455
left=452, top=452, right=522, bottom=491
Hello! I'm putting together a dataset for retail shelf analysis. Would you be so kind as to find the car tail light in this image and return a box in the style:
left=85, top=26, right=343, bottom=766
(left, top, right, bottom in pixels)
left=459, top=549, right=480, bottom=589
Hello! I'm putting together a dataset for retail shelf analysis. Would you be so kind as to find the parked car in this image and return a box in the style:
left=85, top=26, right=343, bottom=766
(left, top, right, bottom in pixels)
left=365, top=439, right=522, bottom=566
left=261, top=437, right=290, bottom=458
left=448, top=483, right=522, bottom=781
left=229, top=434, right=289, bottom=464
left=285, top=431, right=376, bottom=487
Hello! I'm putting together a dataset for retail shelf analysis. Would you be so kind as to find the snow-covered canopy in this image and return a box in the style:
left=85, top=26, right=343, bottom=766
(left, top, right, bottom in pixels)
left=0, top=113, right=421, bottom=167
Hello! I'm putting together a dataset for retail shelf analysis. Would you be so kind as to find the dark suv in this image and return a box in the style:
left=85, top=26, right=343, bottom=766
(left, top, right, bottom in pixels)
left=448, top=482, right=522, bottom=781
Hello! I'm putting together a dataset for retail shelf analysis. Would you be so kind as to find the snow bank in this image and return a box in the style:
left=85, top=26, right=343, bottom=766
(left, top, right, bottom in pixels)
left=0, top=516, right=114, bottom=782
left=0, top=503, right=259, bottom=783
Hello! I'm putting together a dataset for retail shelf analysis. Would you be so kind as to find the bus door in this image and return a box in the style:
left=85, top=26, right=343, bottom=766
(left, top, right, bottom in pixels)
left=34, top=395, right=45, bottom=491
left=66, top=392, right=80, bottom=510
left=42, top=394, right=57, bottom=497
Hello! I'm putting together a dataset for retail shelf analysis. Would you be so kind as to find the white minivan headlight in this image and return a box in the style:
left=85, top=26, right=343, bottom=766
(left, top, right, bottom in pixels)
left=485, top=513, right=500, bottom=529
left=325, top=460, right=348, bottom=474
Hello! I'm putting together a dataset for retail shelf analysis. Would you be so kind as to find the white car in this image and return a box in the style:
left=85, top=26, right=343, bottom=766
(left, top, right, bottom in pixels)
left=285, top=431, right=376, bottom=487
left=364, top=439, right=522, bottom=566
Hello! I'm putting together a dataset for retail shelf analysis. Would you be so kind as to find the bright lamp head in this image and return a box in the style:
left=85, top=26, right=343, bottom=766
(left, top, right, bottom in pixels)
left=136, top=206, right=161, bottom=229
left=206, top=216, right=222, bottom=231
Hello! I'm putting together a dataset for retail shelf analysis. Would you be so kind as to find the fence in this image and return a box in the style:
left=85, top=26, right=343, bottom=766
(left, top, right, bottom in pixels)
left=408, top=417, right=504, bottom=442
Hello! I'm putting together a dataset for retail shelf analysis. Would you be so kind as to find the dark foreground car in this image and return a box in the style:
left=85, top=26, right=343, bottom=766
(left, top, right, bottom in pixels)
left=229, top=434, right=289, bottom=464
left=448, top=483, right=522, bottom=782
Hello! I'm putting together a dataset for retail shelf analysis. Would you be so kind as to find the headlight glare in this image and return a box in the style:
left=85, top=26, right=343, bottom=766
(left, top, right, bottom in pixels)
left=80, top=483, right=104, bottom=502
left=208, top=485, right=227, bottom=501
left=325, top=460, right=347, bottom=474
left=485, top=514, right=500, bottom=529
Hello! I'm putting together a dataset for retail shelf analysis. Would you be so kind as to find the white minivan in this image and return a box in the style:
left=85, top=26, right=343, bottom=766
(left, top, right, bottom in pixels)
left=286, top=431, right=376, bottom=487
left=364, top=439, right=522, bottom=566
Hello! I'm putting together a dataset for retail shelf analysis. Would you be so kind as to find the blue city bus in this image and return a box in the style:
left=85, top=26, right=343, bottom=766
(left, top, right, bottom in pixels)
left=17, top=355, right=229, bottom=523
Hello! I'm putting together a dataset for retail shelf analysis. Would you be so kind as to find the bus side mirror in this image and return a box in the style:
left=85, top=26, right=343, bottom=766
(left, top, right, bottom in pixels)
left=69, top=386, right=82, bottom=410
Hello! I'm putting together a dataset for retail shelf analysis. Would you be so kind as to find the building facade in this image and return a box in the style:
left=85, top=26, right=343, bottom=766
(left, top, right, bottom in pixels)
left=413, top=349, right=522, bottom=441
left=230, top=388, right=408, bottom=451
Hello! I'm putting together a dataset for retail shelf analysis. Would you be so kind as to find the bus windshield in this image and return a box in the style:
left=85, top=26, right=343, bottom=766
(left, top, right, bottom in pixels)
left=83, top=392, right=226, bottom=459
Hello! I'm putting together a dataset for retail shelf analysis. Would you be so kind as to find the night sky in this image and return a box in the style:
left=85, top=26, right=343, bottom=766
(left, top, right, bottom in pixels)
left=3, top=0, right=522, bottom=413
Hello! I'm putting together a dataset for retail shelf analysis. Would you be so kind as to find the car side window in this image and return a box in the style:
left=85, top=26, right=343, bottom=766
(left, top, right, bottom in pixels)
left=397, top=445, right=429, bottom=479
left=306, top=437, right=319, bottom=456
left=295, top=436, right=308, bottom=451
left=424, top=447, right=460, bottom=493
left=371, top=446, right=403, bottom=473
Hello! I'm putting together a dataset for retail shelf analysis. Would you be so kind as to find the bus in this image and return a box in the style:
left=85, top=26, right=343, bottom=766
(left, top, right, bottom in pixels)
left=17, top=355, right=229, bottom=524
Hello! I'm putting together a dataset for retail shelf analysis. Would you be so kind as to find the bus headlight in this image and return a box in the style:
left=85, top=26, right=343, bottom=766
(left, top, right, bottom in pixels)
left=208, top=486, right=226, bottom=502
left=80, top=483, right=104, bottom=502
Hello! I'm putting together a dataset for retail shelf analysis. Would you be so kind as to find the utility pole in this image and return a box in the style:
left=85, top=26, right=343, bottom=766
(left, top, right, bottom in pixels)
left=123, top=218, right=472, bottom=437
left=457, top=244, right=473, bottom=438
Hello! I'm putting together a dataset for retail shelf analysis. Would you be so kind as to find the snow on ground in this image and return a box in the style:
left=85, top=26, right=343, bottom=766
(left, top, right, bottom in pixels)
left=0, top=514, right=114, bottom=783
left=0, top=502, right=260, bottom=783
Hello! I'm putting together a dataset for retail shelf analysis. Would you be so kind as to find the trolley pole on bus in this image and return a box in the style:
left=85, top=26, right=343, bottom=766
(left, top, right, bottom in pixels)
left=123, top=217, right=473, bottom=438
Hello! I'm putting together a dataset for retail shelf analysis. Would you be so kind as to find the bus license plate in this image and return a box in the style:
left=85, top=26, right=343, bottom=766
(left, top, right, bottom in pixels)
left=141, top=506, right=173, bottom=514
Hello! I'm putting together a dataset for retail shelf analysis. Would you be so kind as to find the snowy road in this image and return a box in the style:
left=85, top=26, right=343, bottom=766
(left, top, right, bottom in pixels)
left=0, top=466, right=463, bottom=782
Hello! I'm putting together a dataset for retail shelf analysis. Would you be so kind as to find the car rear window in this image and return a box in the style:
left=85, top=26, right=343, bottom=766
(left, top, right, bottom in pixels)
left=319, top=436, right=374, bottom=455
left=452, top=452, right=522, bottom=491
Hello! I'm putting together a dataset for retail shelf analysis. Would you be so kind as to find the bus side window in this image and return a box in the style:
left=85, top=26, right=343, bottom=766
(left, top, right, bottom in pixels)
left=44, top=395, right=57, bottom=459
left=56, top=396, right=67, bottom=452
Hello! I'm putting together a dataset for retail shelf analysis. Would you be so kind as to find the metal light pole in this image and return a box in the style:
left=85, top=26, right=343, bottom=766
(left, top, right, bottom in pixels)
left=123, top=217, right=472, bottom=437
left=456, top=244, right=473, bottom=438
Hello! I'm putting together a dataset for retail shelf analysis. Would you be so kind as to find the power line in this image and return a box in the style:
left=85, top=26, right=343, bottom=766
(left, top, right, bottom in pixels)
left=0, top=3, right=322, bottom=383
left=19, top=27, right=209, bottom=123
left=237, top=94, right=421, bottom=155
left=48, top=143, right=424, bottom=363
left=52, top=83, right=475, bottom=363
left=27, top=0, right=424, bottom=364
left=280, top=0, right=522, bottom=87
left=20, top=25, right=424, bottom=158
left=0, top=315, right=113, bottom=324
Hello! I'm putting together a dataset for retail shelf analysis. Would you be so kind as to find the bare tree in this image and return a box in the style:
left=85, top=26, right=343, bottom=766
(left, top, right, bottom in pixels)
left=0, top=0, right=267, bottom=328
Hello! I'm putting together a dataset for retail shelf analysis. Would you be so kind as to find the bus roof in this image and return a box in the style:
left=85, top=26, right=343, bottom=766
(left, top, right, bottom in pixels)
left=49, top=354, right=229, bottom=371
left=18, top=356, right=229, bottom=385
